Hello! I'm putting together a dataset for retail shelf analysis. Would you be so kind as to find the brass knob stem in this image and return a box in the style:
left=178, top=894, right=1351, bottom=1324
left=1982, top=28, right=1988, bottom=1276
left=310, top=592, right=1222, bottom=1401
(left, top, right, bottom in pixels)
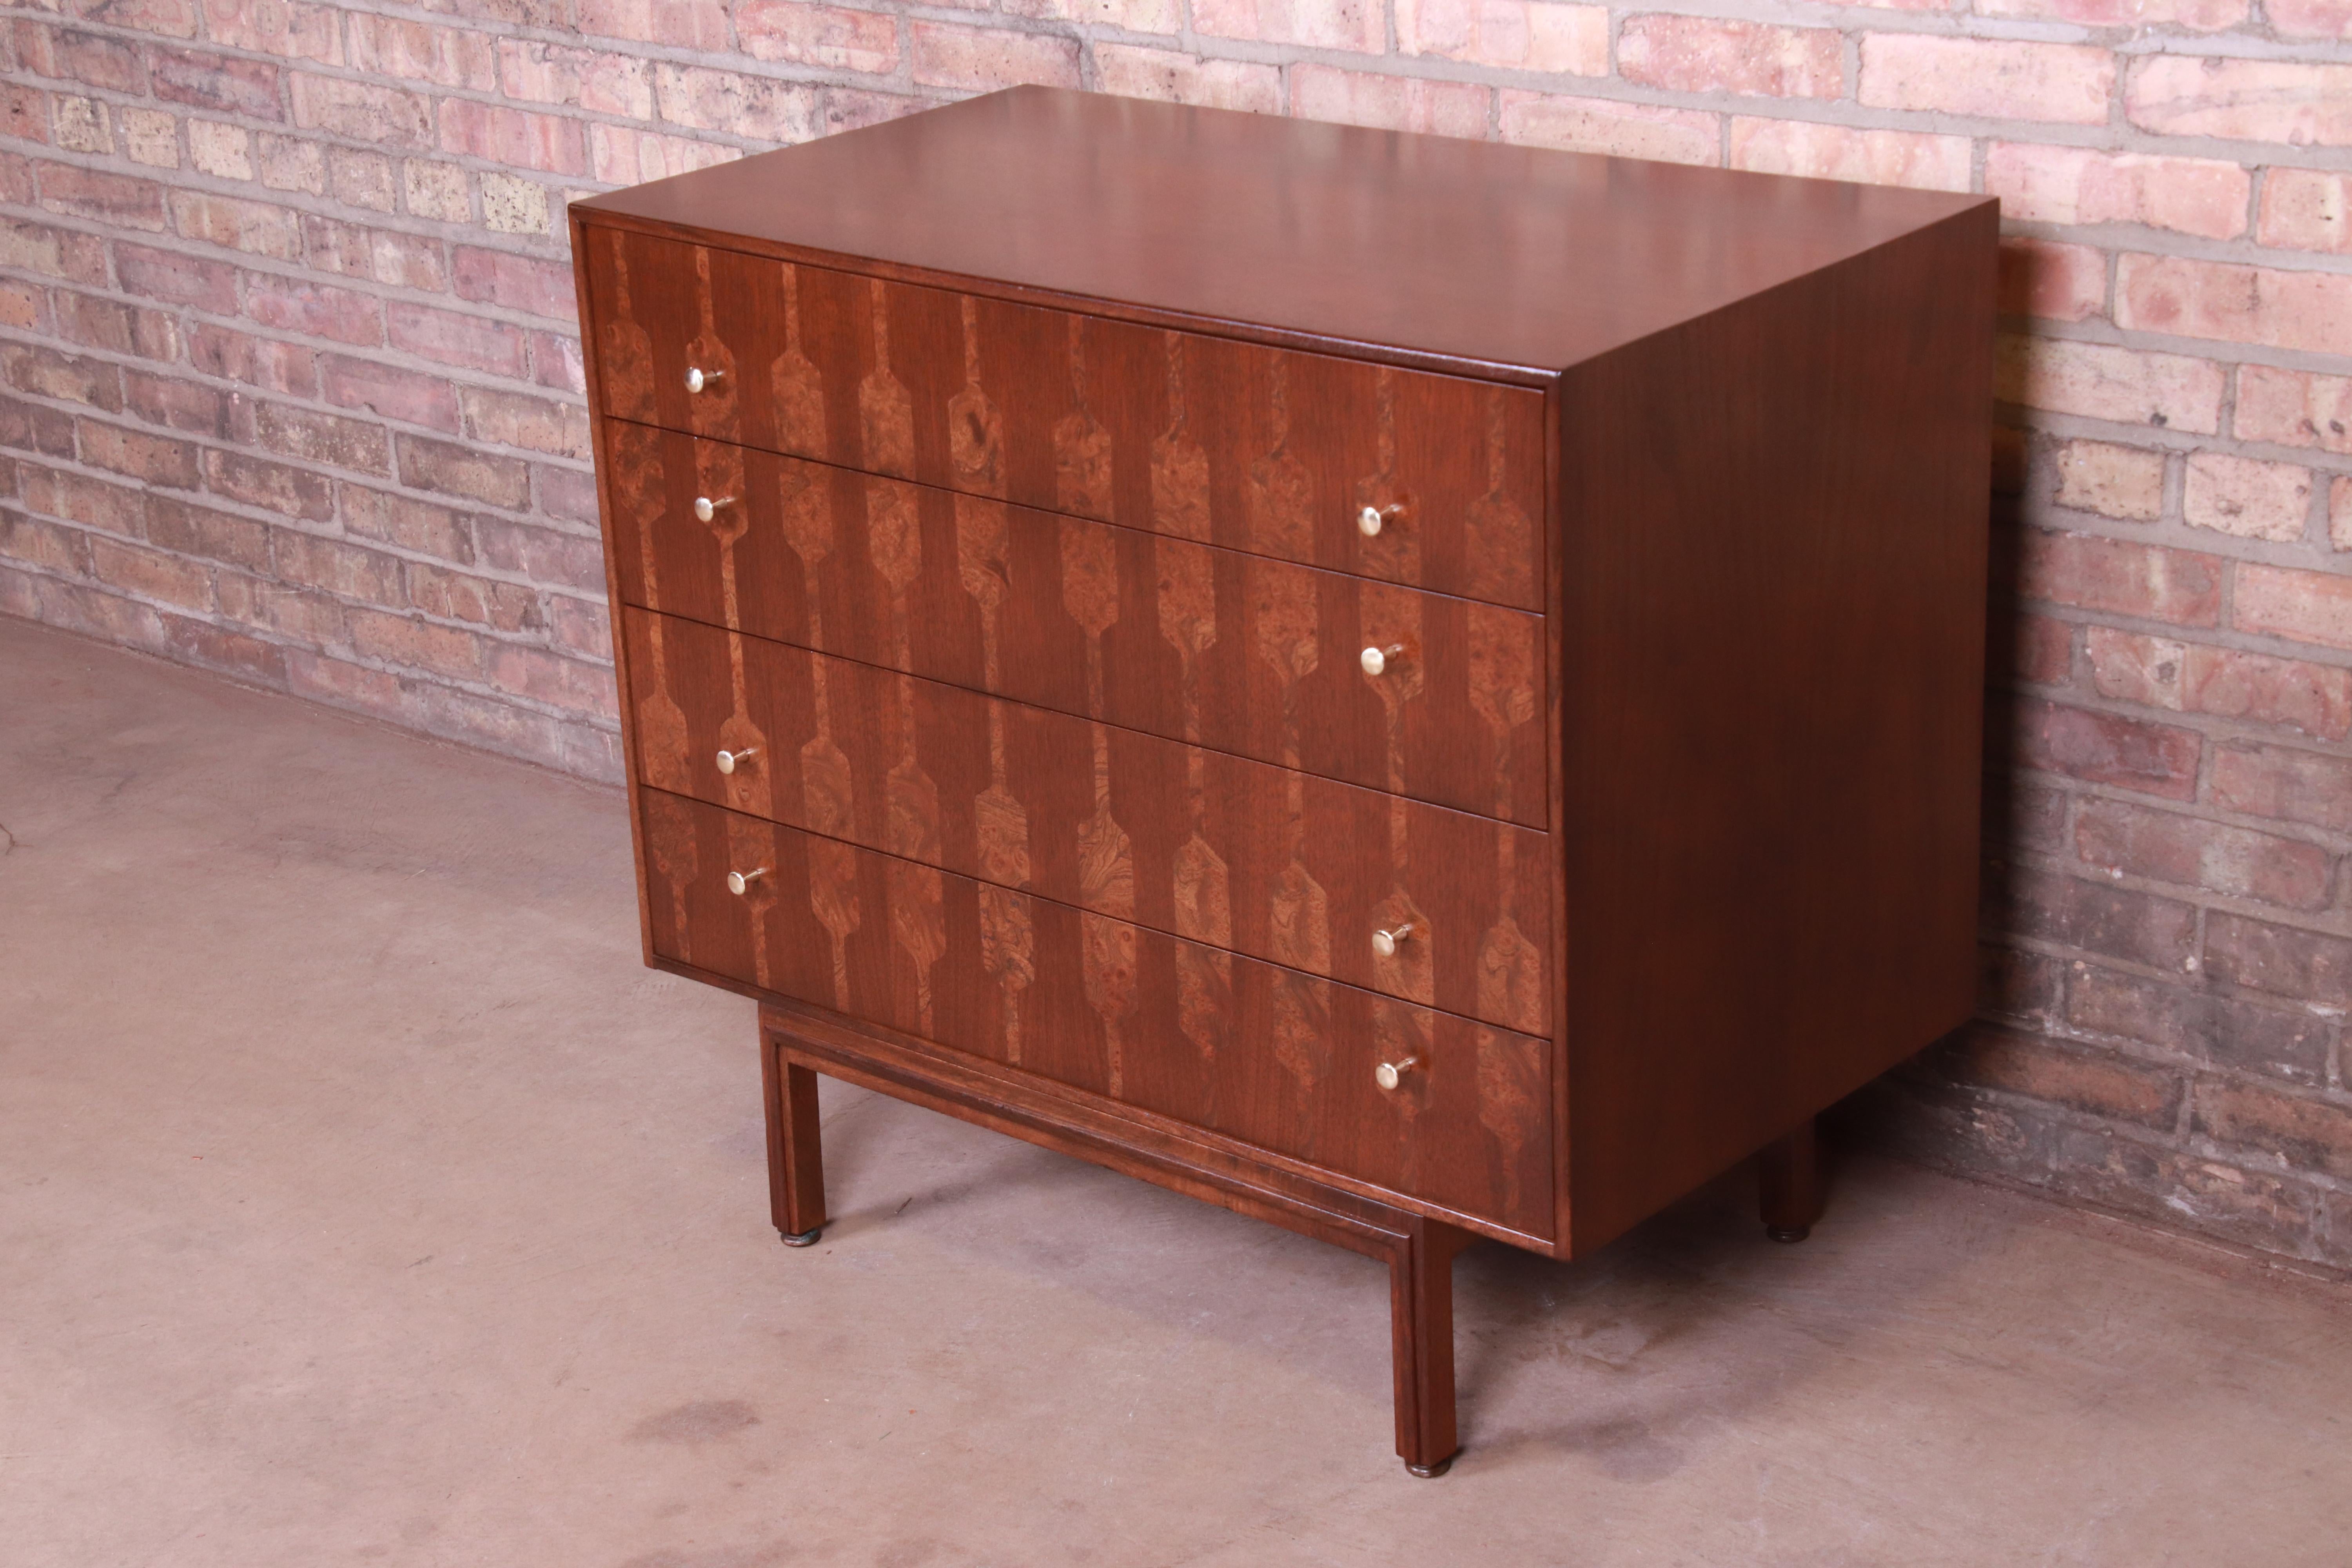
left=1375, top=1056, right=1420, bottom=1092
left=726, top=867, right=767, bottom=896
left=685, top=366, right=726, bottom=394
left=1357, top=504, right=1404, bottom=539
left=716, top=748, right=758, bottom=775
left=1371, top=922, right=1415, bottom=958
left=693, top=495, right=737, bottom=523
left=1359, top=643, right=1406, bottom=678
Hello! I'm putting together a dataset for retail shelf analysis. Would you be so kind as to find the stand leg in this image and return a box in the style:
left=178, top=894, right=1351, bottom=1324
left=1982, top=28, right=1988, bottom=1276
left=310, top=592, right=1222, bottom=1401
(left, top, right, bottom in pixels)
left=761, top=1042, right=827, bottom=1246
left=1390, top=1217, right=1473, bottom=1477
left=1758, top=1117, right=1825, bottom=1243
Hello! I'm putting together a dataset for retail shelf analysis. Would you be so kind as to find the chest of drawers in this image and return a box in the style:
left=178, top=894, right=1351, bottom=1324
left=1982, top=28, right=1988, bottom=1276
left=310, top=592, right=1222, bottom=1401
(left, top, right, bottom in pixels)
left=572, top=87, right=1996, bottom=1476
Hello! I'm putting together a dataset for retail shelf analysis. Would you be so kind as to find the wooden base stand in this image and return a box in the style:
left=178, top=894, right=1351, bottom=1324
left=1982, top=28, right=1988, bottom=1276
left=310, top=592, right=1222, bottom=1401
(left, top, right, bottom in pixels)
left=757, top=1002, right=1477, bottom=1477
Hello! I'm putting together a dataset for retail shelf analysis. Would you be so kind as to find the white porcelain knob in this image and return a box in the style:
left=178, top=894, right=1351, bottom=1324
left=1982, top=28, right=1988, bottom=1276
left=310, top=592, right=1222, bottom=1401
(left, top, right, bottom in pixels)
left=1358, top=504, right=1401, bottom=538
left=1371, top=922, right=1415, bottom=959
left=716, top=748, right=757, bottom=775
left=693, top=495, right=736, bottom=523
left=685, top=366, right=724, bottom=394
left=1360, top=643, right=1405, bottom=678
left=1375, top=1056, right=1419, bottom=1092
left=726, top=867, right=767, bottom=895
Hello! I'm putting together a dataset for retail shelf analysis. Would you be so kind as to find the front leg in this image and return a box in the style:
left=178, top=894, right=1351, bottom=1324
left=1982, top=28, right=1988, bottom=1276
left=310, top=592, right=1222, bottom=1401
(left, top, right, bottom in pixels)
left=1389, top=1216, right=1474, bottom=1477
left=761, top=1041, right=827, bottom=1246
left=1758, top=1117, right=1825, bottom=1243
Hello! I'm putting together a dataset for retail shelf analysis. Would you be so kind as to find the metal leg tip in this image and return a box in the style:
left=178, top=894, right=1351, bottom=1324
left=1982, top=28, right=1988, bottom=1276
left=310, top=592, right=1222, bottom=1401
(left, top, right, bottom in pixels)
left=1766, top=1225, right=1811, bottom=1244
left=780, top=1227, right=823, bottom=1247
left=1405, top=1457, right=1454, bottom=1479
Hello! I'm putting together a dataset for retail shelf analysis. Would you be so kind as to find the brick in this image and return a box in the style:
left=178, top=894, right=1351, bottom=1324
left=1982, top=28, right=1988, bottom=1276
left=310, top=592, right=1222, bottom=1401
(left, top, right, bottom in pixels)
left=2257, top=170, right=2351, bottom=257
left=88, top=535, right=211, bottom=612
left=0, top=509, right=92, bottom=576
left=143, top=496, right=269, bottom=572
left=530, top=331, right=584, bottom=395
left=534, top=463, right=598, bottom=525
left=64, top=0, right=197, bottom=39
left=2077, top=798, right=2330, bottom=909
left=1942, top=1025, right=2183, bottom=1130
left=386, top=301, right=527, bottom=376
left=2336, top=478, right=2352, bottom=552
left=814, top=90, right=929, bottom=139
left=303, top=217, right=447, bottom=292
left=908, top=24, right=1082, bottom=91
left=1995, top=336, right=2223, bottom=435
left=450, top=247, right=576, bottom=321
left=1727, top=119, right=1970, bottom=192
left=587, top=124, right=741, bottom=185
left=1999, top=609, right=2073, bottom=685
left=2235, top=565, right=2352, bottom=653
left=124, top=370, right=230, bottom=436
left=486, top=642, right=618, bottom=720
left=1979, top=0, right=2242, bottom=24
left=437, top=100, right=588, bottom=177
left=0, top=393, right=78, bottom=458
left=2212, top=743, right=2352, bottom=833
left=54, top=291, right=180, bottom=362
left=2067, top=966, right=2332, bottom=1084
left=243, top=401, right=391, bottom=475
left=2053, top=440, right=2164, bottom=521
left=403, top=161, right=471, bottom=224
left=1293, top=67, right=1491, bottom=141
left=188, top=120, right=252, bottom=181
left=575, top=0, right=730, bottom=49
left=201, top=447, right=333, bottom=520
left=2268, top=0, right=2352, bottom=35
left=215, top=573, right=347, bottom=643
left=0, top=218, right=105, bottom=285
left=114, top=244, right=234, bottom=313
left=1620, top=16, right=1839, bottom=99
left=243, top=274, right=384, bottom=348
left=480, top=173, right=548, bottom=237
left=2019, top=530, right=2222, bottom=626
left=331, top=150, right=397, bottom=214
left=1499, top=90, right=1715, bottom=166
left=2083, top=625, right=2183, bottom=711
left=341, top=484, right=473, bottom=563
left=2118, top=254, right=2352, bottom=359
left=1192, top=0, right=1377, bottom=47
left=51, top=96, right=113, bottom=156
left=291, top=74, right=431, bottom=151
left=458, top=386, right=588, bottom=459
left=257, top=134, right=324, bottom=194
left=2012, top=696, right=2201, bottom=799
left=2194, top=1078, right=2352, bottom=1180
left=1396, top=0, right=1606, bottom=75
left=3, top=343, right=121, bottom=412
left=0, top=283, right=39, bottom=332
left=151, top=48, right=279, bottom=120
left=347, top=15, right=497, bottom=90
left=320, top=354, right=459, bottom=432
left=0, top=153, right=33, bottom=209
left=1981, top=942, right=2063, bottom=1023
left=20, top=25, right=148, bottom=93
left=2200, top=919, right=2352, bottom=1030
left=0, top=85, right=42, bottom=148
left=1860, top=36, right=2113, bottom=126
left=1004, top=0, right=1177, bottom=26
left=397, top=433, right=531, bottom=509
left=2179, top=454, right=2310, bottom=543
left=170, top=191, right=303, bottom=261
left=497, top=41, right=654, bottom=119
left=2234, top=367, right=2352, bottom=457
left=475, top=514, right=604, bottom=591
left=18, top=462, right=144, bottom=534
left=407, top=561, right=542, bottom=632
left=2185, top=644, right=2352, bottom=741
left=1985, top=145, right=2248, bottom=241
left=203, top=0, right=340, bottom=63
left=274, top=528, right=402, bottom=604
left=1999, top=238, right=2105, bottom=323
left=1073, top=50, right=1271, bottom=115
left=349, top=604, right=485, bottom=678
left=1988, top=863, right=2198, bottom=971
left=548, top=592, right=610, bottom=660
left=188, top=324, right=316, bottom=396
left=283, top=646, right=400, bottom=711
left=38, top=165, right=165, bottom=231
left=120, top=109, right=179, bottom=169
left=2128, top=58, right=2352, bottom=147
left=78, top=419, right=198, bottom=487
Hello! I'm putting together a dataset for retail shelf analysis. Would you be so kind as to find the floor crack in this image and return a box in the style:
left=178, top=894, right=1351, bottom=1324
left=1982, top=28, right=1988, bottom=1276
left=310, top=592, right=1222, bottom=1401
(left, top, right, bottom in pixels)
left=0, top=822, right=15, bottom=855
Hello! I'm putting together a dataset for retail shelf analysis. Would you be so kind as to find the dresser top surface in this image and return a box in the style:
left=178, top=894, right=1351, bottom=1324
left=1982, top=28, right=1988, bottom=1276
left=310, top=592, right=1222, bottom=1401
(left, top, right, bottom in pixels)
left=575, top=86, right=1989, bottom=377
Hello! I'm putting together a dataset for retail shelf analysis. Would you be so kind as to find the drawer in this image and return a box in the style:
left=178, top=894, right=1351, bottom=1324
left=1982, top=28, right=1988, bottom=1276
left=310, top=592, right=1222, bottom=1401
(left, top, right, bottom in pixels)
left=606, top=422, right=1549, bottom=829
left=640, top=790, right=1554, bottom=1238
left=624, top=606, right=1552, bottom=1034
left=582, top=225, right=1545, bottom=613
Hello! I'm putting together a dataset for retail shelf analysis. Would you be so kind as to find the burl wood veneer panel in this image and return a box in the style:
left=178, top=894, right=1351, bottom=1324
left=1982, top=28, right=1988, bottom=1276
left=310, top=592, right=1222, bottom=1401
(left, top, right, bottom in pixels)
left=582, top=225, right=1546, bottom=612
left=640, top=789, right=1554, bottom=1240
left=605, top=422, right=1549, bottom=829
left=624, top=607, right=1550, bottom=1033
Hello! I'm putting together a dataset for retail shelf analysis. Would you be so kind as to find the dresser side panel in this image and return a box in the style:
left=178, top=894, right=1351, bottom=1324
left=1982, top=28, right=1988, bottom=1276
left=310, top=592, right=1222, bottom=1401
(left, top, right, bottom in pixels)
left=1559, top=205, right=1998, bottom=1254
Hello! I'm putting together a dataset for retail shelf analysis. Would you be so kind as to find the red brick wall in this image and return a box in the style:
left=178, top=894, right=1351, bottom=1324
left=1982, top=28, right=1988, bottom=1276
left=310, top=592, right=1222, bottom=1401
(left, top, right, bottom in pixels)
left=1, top=0, right=2347, bottom=1263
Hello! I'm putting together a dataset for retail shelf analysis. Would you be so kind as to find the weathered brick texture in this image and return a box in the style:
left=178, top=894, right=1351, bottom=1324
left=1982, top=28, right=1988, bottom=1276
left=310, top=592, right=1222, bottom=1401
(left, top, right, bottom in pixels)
left=0, top=0, right=2347, bottom=1263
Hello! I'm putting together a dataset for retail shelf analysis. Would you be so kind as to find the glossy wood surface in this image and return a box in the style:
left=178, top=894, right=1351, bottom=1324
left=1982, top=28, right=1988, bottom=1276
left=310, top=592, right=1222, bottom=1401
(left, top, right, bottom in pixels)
left=577, top=87, right=1991, bottom=379
left=649, top=790, right=1554, bottom=1238
left=583, top=224, right=1545, bottom=610
left=624, top=606, right=1550, bottom=1032
left=606, top=422, right=1550, bottom=829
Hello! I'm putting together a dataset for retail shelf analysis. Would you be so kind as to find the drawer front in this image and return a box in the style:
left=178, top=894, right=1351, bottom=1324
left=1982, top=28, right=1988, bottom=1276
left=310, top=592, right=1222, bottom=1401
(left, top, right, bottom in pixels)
left=583, top=225, right=1545, bottom=613
left=641, top=790, right=1553, bottom=1238
left=625, top=606, right=1552, bottom=1034
left=607, top=422, right=1549, bottom=829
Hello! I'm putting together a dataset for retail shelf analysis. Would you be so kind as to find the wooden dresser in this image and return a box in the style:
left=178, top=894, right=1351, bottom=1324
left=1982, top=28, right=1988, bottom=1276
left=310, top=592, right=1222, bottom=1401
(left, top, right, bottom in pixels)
left=571, top=87, right=1996, bottom=1477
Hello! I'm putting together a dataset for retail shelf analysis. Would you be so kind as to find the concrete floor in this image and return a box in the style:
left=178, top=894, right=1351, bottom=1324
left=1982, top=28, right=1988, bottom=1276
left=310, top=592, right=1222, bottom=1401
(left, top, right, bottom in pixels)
left=4, top=613, right=2351, bottom=1568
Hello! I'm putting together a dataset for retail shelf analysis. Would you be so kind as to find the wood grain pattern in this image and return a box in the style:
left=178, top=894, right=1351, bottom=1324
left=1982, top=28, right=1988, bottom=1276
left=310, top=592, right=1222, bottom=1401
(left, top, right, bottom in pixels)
left=607, top=421, right=1549, bottom=829
left=583, top=224, right=1546, bottom=612
left=648, top=789, right=1554, bottom=1238
left=623, top=606, right=1551, bottom=1033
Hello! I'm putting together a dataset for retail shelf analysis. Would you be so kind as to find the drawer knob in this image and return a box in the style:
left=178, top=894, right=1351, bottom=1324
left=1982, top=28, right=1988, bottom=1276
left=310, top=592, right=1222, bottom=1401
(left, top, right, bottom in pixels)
left=1358, top=504, right=1403, bottom=539
left=1359, top=643, right=1406, bottom=678
left=716, top=747, right=759, bottom=775
left=684, top=366, right=726, bottom=394
left=1370, top=922, right=1415, bottom=959
left=693, top=495, right=737, bottom=523
left=726, top=867, right=768, bottom=896
left=1374, top=1056, right=1420, bottom=1092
